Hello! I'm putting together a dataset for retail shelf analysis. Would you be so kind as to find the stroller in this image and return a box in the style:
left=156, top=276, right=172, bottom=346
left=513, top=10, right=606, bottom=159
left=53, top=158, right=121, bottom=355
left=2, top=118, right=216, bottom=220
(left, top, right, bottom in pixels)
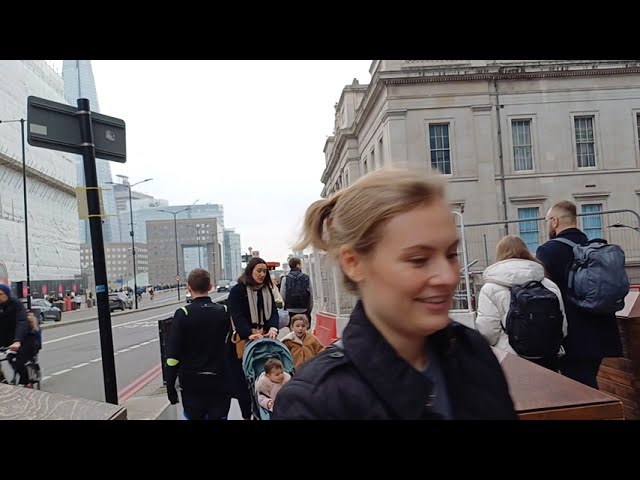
left=242, top=338, right=295, bottom=420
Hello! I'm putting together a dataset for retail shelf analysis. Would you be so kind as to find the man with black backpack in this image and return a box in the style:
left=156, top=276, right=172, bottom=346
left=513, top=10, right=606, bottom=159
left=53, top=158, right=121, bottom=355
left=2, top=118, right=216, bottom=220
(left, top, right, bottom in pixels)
left=537, top=200, right=626, bottom=389
left=280, top=258, right=313, bottom=328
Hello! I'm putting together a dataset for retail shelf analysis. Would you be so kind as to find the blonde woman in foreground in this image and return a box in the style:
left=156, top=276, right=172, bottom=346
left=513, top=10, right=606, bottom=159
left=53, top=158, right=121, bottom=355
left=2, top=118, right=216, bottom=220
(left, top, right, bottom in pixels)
left=272, top=168, right=517, bottom=420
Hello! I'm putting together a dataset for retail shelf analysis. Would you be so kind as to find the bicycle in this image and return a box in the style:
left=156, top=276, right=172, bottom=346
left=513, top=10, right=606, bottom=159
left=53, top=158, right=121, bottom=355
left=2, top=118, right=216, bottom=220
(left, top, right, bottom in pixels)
left=0, top=347, right=42, bottom=390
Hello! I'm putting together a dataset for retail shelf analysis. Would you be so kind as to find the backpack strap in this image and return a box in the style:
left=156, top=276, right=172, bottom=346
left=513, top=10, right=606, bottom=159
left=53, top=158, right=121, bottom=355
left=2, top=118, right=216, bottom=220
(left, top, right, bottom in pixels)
left=550, top=238, right=577, bottom=248
left=180, top=306, right=189, bottom=316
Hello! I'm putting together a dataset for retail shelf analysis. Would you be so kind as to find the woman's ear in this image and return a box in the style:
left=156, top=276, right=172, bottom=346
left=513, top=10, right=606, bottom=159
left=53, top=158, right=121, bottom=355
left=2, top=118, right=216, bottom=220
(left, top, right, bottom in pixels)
left=339, top=245, right=364, bottom=285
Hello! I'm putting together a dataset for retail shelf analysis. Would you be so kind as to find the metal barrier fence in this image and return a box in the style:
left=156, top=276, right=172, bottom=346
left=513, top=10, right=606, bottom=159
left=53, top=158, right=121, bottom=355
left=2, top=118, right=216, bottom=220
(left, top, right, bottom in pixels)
left=462, top=209, right=640, bottom=281
left=303, top=209, right=640, bottom=318
left=306, top=211, right=475, bottom=315
left=307, top=249, right=358, bottom=317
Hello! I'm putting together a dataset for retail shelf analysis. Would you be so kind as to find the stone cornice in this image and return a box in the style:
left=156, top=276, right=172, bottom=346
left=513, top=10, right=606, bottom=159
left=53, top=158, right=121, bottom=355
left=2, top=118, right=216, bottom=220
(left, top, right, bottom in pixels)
left=508, top=194, right=548, bottom=204
left=383, top=66, right=640, bottom=85
left=321, top=130, right=357, bottom=184
left=573, top=191, right=611, bottom=199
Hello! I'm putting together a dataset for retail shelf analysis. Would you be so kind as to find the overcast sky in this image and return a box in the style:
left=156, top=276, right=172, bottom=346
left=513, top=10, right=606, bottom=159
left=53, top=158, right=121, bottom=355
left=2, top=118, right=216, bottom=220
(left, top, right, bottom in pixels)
left=52, top=60, right=373, bottom=265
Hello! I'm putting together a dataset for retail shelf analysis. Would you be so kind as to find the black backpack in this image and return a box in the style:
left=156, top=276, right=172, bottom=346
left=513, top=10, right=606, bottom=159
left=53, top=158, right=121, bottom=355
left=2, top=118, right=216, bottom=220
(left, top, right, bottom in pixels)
left=285, top=272, right=310, bottom=309
left=503, top=280, right=564, bottom=359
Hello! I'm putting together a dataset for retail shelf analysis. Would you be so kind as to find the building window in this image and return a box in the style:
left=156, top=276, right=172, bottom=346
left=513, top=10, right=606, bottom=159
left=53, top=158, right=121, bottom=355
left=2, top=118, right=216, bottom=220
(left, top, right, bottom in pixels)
left=429, top=124, right=451, bottom=175
left=581, top=204, right=603, bottom=240
left=512, top=120, right=533, bottom=171
left=518, top=207, right=540, bottom=252
left=363, top=158, right=368, bottom=174
left=637, top=113, right=640, bottom=151
left=575, top=116, right=596, bottom=168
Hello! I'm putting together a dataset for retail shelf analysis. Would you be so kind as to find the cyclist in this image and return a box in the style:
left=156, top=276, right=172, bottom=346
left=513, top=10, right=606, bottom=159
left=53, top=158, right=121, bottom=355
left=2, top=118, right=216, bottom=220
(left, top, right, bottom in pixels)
left=0, top=285, right=37, bottom=385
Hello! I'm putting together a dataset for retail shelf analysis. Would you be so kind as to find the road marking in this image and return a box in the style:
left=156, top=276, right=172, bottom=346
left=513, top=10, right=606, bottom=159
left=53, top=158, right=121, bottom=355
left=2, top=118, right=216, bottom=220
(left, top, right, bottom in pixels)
left=43, top=312, right=174, bottom=346
left=118, top=363, right=163, bottom=403
left=42, top=331, right=165, bottom=380
left=42, top=376, right=51, bottom=381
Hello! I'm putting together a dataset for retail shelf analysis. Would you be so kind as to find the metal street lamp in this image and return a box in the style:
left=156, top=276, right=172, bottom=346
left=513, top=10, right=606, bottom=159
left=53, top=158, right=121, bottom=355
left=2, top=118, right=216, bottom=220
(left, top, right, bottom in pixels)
left=107, top=178, right=153, bottom=309
left=0, top=119, right=31, bottom=309
left=159, top=200, right=198, bottom=301
left=195, top=224, right=202, bottom=269
left=608, top=222, right=640, bottom=233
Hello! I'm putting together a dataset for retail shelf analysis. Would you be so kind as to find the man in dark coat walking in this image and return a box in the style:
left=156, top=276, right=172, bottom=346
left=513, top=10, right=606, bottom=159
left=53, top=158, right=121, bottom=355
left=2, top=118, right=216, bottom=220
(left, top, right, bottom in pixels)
left=536, top=200, right=623, bottom=389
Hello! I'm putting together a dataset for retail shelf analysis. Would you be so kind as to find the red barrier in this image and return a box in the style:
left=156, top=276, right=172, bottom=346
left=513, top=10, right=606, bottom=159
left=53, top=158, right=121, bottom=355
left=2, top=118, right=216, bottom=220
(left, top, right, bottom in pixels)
left=314, top=312, right=338, bottom=347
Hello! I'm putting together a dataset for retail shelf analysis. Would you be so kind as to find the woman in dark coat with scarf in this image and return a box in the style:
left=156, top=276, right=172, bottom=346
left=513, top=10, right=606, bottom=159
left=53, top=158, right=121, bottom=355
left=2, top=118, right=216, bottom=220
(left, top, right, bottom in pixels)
left=226, top=257, right=280, bottom=419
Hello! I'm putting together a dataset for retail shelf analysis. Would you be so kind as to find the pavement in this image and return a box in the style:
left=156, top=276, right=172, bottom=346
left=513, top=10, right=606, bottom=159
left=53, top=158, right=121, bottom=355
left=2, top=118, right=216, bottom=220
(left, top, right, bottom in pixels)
left=47, top=294, right=307, bottom=421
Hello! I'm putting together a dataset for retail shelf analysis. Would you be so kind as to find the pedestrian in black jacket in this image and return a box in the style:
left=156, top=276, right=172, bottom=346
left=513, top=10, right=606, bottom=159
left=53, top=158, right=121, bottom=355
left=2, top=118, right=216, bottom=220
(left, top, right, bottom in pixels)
left=272, top=168, right=517, bottom=420
left=536, top=200, right=623, bottom=389
left=166, top=269, right=231, bottom=420
left=0, top=284, right=29, bottom=383
left=226, top=258, right=280, bottom=419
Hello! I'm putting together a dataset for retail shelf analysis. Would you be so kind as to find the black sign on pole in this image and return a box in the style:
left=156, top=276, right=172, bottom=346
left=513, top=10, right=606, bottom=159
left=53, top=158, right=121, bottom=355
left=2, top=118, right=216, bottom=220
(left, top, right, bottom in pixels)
left=27, top=96, right=126, bottom=162
left=27, top=95, right=125, bottom=405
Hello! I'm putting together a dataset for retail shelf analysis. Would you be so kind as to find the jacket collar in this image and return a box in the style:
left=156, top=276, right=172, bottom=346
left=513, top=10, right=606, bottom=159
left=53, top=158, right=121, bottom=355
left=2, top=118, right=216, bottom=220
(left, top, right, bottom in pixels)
left=191, top=296, right=212, bottom=304
left=282, top=331, right=304, bottom=344
left=341, top=301, right=457, bottom=419
left=555, top=228, right=587, bottom=241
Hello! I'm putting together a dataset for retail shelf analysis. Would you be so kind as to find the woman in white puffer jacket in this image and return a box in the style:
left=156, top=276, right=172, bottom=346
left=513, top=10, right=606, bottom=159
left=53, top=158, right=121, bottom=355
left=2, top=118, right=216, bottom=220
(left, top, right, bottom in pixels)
left=476, top=235, right=567, bottom=372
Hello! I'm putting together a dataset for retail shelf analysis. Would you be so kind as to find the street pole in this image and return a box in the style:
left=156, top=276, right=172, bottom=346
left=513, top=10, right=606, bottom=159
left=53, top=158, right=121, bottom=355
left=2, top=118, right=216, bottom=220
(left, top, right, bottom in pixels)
left=20, top=119, right=31, bottom=310
left=77, top=98, right=118, bottom=405
left=108, top=178, right=152, bottom=309
left=173, top=214, right=180, bottom=301
left=197, top=225, right=202, bottom=269
left=128, top=186, right=138, bottom=309
left=0, top=119, right=31, bottom=309
left=159, top=204, right=195, bottom=302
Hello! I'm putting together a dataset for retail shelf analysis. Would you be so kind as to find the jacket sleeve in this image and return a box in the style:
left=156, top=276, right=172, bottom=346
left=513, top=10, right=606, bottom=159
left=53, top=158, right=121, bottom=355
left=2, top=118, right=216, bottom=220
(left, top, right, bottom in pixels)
left=475, top=286, right=503, bottom=347
left=307, top=276, right=313, bottom=311
left=312, top=336, right=326, bottom=355
left=228, top=285, right=252, bottom=340
left=271, top=381, right=326, bottom=420
left=166, top=307, right=186, bottom=389
left=536, top=243, right=565, bottom=289
left=272, top=285, right=284, bottom=309
left=543, top=279, right=568, bottom=338
left=264, top=288, right=280, bottom=332
left=255, top=376, right=272, bottom=409
left=279, top=276, right=287, bottom=305
left=13, top=300, right=28, bottom=343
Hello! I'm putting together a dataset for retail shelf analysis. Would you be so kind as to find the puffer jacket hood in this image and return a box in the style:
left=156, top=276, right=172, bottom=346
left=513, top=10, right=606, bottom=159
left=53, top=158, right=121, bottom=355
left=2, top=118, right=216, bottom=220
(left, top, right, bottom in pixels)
left=483, top=259, right=545, bottom=287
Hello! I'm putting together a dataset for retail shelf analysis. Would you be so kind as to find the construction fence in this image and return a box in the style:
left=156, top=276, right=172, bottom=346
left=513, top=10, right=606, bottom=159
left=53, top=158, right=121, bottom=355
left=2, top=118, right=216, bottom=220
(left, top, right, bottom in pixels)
left=306, top=209, right=640, bottom=318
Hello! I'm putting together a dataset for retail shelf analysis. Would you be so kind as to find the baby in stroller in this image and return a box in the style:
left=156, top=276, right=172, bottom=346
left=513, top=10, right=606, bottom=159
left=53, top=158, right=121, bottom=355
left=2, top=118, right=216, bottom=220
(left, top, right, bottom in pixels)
left=242, top=338, right=295, bottom=420
left=256, top=358, right=291, bottom=412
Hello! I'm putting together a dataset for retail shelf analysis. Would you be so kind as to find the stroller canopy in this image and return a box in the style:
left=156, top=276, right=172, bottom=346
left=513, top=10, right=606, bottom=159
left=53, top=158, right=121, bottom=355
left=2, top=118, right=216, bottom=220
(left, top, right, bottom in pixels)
left=242, top=338, right=295, bottom=383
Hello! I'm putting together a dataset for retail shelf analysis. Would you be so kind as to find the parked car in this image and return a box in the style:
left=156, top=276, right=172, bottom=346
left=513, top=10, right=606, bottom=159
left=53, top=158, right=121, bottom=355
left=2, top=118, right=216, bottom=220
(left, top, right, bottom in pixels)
left=185, top=291, right=192, bottom=303
left=109, top=292, right=133, bottom=312
left=30, top=298, right=62, bottom=323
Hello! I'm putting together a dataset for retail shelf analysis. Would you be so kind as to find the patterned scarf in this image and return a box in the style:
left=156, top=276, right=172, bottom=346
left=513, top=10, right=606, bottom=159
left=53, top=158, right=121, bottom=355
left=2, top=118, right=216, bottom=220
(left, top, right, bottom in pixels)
left=247, top=284, right=272, bottom=328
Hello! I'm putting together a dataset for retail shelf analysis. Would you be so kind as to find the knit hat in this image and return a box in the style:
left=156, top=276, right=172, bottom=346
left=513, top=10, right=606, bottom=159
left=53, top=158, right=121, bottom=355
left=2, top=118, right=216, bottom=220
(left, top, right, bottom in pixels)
left=0, top=284, right=11, bottom=297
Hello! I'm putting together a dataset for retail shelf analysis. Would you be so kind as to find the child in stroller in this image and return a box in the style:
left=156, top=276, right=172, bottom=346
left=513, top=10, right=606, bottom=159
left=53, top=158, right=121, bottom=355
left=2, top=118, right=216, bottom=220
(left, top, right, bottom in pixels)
left=242, top=338, right=295, bottom=420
